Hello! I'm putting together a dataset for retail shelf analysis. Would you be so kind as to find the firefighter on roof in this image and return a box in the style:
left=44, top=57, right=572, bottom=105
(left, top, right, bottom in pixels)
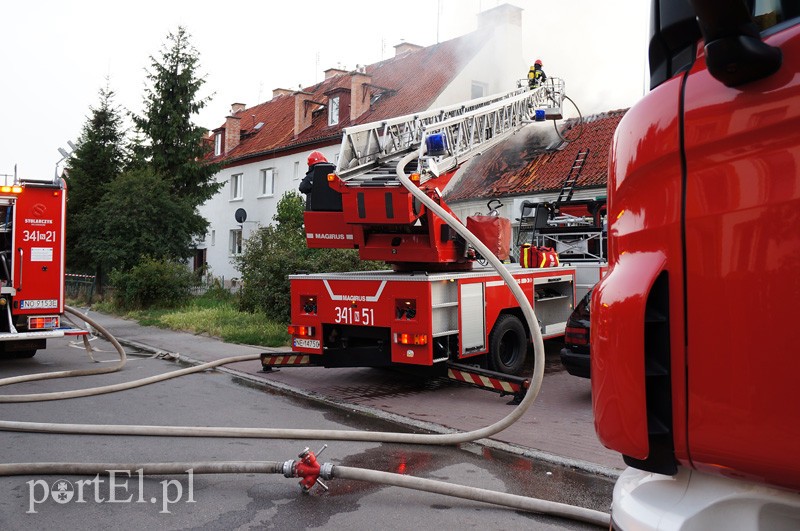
left=528, top=59, right=546, bottom=89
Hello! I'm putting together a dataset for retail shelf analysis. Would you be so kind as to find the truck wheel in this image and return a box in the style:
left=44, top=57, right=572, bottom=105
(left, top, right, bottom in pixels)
left=13, top=350, right=37, bottom=358
left=488, top=314, right=527, bottom=375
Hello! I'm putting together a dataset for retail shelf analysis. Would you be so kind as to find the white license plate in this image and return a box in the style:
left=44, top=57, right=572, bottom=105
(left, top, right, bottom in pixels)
left=20, top=299, right=58, bottom=309
left=293, top=338, right=320, bottom=349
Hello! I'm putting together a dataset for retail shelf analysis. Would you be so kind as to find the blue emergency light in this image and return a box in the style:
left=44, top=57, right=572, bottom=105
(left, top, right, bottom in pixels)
left=425, top=133, right=448, bottom=156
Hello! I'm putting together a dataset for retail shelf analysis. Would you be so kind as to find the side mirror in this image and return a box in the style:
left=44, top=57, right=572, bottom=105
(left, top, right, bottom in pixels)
left=690, top=0, right=782, bottom=87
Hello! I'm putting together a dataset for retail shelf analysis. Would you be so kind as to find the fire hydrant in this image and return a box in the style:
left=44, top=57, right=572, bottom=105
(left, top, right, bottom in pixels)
left=283, top=445, right=329, bottom=493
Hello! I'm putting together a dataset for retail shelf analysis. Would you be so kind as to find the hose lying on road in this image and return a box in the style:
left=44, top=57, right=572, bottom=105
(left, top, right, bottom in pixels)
left=0, top=306, right=127, bottom=390
left=0, top=461, right=610, bottom=527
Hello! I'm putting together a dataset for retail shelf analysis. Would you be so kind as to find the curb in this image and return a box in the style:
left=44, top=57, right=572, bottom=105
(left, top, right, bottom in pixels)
left=116, top=336, right=621, bottom=481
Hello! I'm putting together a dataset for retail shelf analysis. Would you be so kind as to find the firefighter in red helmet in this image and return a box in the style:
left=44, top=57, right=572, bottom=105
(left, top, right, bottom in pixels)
left=299, top=151, right=328, bottom=205
left=528, top=59, right=547, bottom=89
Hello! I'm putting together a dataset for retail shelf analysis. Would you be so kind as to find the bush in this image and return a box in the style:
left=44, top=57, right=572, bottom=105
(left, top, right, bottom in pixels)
left=109, top=257, right=197, bottom=310
left=234, top=192, right=382, bottom=322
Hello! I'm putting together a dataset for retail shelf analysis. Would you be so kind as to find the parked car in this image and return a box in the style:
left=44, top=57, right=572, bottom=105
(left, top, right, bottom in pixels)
left=560, top=290, right=591, bottom=378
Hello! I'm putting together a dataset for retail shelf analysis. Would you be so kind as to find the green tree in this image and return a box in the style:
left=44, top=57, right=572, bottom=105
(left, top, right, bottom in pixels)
left=235, top=192, right=382, bottom=322
left=91, top=168, right=205, bottom=271
left=64, top=83, right=126, bottom=284
left=131, top=26, right=220, bottom=204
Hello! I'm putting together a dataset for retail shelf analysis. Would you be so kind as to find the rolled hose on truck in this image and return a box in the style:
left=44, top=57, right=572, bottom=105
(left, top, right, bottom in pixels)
left=0, top=153, right=610, bottom=528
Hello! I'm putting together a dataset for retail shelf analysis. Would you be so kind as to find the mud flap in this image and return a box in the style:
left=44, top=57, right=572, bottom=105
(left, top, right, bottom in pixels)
left=446, top=362, right=529, bottom=404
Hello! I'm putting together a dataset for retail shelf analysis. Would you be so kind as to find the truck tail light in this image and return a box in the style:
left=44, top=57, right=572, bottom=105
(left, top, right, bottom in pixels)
left=287, top=325, right=315, bottom=337
left=28, top=316, right=60, bottom=330
left=0, top=186, right=22, bottom=194
left=395, top=332, right=428, bottom=346
left=300, top=295, right=317, bottom=315
left=565, top=325, right=589, bottom=346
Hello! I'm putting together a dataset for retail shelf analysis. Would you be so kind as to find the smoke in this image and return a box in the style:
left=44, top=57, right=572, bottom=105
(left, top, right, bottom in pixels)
left=442, top=122, right=558, bottom=198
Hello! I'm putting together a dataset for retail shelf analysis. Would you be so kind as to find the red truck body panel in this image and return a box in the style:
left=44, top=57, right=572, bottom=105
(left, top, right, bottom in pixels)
left=593, top=19, right=800, bottom=491
left=289, top=266, right=576, bottom=367
left=682, top=26, right=800, bottom=489
left=12, top=183, right=66, bottom=316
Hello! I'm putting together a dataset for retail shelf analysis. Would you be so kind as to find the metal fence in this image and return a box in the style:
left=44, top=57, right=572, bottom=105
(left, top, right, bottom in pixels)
left=64, top=274, right=96, bottom=302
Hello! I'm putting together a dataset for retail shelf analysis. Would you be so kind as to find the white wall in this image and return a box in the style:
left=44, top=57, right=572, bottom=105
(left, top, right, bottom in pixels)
left=196, top=145, right=339, bottom=281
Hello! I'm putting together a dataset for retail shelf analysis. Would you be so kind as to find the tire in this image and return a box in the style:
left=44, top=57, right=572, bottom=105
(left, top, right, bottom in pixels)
left=12, top=350, right=37, bottom=358
left=488, top=314, right=528, bottom=375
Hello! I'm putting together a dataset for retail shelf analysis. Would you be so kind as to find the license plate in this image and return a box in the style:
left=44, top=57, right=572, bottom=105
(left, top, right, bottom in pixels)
left=20, top=299, right=58, bottom=309
left=293, top=338, right=320, bottom=349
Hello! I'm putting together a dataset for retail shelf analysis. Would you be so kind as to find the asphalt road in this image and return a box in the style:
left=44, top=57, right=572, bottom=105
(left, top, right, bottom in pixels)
left=0, top=336, right=613, bottom=530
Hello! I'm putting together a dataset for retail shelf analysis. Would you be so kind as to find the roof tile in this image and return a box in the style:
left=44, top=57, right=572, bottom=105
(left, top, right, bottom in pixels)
left=443, top=109, right=627, bottom=201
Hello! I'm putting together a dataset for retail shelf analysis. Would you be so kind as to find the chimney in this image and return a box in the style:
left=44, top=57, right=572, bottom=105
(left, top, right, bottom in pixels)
left=294, top=91, right=315, bottom=136
left=477, top=3, right=522, bottom=30
left=224, top=115, right=241, bottom=154
left=230, top=102, right=246, bottom=114
left=272, top=88, right=293, bottom=99
left=394, top=41, right=423, bottom=56
left=324, top=67, right=348, bottom=79
left=350, top=71, right=372, bottom=121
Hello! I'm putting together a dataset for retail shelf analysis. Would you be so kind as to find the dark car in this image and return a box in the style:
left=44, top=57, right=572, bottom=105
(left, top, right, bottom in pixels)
left=560, top=290, right=591, bottom=378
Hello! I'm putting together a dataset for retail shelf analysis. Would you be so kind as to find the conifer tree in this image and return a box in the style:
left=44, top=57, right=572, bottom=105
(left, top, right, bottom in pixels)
left=132, top=26, right=220, bottom=204
left=64, top=83, right=126, bottom=282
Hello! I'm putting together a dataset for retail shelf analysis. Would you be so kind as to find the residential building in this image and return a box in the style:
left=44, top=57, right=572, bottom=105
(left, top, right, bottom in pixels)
left=197, top=4, right=527, bottom=281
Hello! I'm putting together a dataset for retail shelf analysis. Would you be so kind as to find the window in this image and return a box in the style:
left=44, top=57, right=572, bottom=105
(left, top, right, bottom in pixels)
left=471, top=81, right=487, bottom=99
left=229, top=229, right=243, bottom=256
left=260, top=168, right=275, bottom=197
left=214, top=133, right=222, bottom=156
left=294, top=161, right=300, bottom=180
left=230, top=173, right=243, bottom=200
left=328, top=96, right=340, bottom=126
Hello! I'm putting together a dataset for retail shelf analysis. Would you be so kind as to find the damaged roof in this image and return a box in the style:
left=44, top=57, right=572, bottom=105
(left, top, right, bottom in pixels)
left=443, top=109, right=627, bottom=202
left=210, top=30, right=489, bottom=166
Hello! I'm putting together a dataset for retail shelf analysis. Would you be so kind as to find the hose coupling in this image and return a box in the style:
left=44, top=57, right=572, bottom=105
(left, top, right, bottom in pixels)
left=320, top=462, right=335, bottom=481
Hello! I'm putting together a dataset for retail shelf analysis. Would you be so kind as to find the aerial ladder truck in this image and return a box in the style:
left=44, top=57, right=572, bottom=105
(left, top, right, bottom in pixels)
left=261, top=80, right=577, bottom=400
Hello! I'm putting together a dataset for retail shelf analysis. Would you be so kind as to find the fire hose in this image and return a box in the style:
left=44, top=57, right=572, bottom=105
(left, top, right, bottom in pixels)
left=0, top=151, right=610, bottom=527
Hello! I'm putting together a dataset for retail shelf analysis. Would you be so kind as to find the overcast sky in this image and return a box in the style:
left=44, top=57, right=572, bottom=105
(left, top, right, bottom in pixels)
left=1, top=0, right=649, bottom=181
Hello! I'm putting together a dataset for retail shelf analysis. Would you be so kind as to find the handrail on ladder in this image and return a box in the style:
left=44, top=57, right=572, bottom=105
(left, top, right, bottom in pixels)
left=335, top=78, right=565, bottom=181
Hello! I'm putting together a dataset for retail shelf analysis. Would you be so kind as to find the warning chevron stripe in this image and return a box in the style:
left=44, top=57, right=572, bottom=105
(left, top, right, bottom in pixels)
left=447, top=368, right=520, bottom=393
left=262, top=354, right=311, bottom=366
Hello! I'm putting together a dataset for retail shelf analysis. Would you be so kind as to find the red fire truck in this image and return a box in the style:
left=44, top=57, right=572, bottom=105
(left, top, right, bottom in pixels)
left=262, top=83, right=583, bottom=398
left=592, top=0, right=800, bottom=527
left=0, top=178, right=69, bottom=358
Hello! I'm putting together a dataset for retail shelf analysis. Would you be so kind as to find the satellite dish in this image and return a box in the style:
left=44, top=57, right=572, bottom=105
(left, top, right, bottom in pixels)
left=234, top=208, right=247, bottom=223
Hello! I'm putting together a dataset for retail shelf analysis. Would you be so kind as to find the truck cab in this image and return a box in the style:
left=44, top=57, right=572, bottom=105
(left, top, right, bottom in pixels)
left=591, top=0, right=800, bottom=527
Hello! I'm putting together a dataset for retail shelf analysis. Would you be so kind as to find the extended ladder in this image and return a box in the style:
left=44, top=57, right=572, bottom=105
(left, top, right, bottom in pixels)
left=555, top=148, right=590, bottom=205
left=335, top=78, right=565, bottom=184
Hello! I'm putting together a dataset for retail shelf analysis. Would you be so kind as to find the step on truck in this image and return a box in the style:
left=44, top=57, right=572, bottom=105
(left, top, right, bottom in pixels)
left=262, top=83, right=580, bottom=400
left=591, top=0, right=800, bottom=528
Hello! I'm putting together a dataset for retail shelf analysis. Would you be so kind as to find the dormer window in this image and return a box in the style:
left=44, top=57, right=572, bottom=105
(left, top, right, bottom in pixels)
left=214, top=132, right=222, bottom=156
left=328, top=96, right=340, bottom=126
